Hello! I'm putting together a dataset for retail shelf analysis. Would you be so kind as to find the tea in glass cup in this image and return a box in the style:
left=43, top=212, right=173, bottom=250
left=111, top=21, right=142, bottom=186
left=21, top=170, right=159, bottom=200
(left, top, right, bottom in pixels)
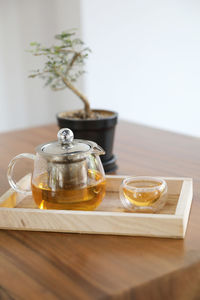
left=120, top=176, right=167, bottom=213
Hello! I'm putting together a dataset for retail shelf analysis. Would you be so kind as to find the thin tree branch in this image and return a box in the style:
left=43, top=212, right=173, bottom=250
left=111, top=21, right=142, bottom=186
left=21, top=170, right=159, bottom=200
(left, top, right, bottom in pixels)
left=55, top=68, right=91, bottom=117
left=65, top=52, right=80, bottom=76
left=51, top=86, right=66, bottom=91
left=55, top=49, right=76, bottom=54
left=29, top=69, right=50, bottom=78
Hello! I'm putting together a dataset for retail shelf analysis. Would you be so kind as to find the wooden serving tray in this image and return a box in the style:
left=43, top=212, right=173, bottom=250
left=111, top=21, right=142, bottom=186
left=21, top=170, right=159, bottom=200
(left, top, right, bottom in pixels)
left=0, top=175, right=193, bottom=238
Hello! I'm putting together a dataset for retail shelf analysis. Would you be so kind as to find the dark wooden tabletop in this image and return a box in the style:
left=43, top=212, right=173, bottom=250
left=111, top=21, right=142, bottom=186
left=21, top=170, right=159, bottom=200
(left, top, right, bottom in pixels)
left=0, top=121, right=200, bottom=300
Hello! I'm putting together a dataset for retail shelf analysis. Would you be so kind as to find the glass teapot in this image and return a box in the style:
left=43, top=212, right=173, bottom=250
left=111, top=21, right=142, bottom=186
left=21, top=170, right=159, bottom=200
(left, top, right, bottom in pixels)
left=7, top=128, right=106, bottom=210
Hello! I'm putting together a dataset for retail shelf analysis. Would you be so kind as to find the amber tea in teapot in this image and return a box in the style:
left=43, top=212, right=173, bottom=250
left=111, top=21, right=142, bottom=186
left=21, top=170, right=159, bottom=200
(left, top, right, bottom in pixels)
left=32, top=169, right=106, bottom=210
left=7, top=128, right=106, bottom=211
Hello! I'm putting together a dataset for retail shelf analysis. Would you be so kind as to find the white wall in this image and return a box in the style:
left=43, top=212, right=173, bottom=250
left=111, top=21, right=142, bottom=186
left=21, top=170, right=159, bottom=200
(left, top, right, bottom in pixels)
left=1, top=0, right=200, bottom=137
left=81, top=0, right=200, bottom=137
left=0, top=0, right=82, bottom=132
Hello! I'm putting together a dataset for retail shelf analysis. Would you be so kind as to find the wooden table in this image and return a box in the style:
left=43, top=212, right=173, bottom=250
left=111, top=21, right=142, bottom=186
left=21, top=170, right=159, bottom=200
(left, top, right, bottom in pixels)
left=0, top=121, right=200, bottom=299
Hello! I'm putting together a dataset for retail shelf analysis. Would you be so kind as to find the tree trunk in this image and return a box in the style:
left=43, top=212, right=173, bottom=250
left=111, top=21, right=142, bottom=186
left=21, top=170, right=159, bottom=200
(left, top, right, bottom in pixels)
left=56, top=70, right=92, bottom=118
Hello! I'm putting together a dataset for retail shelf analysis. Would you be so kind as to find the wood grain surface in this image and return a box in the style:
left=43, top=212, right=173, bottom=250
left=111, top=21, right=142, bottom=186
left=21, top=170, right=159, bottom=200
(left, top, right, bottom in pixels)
left=0, top=121, right=200, bottom=300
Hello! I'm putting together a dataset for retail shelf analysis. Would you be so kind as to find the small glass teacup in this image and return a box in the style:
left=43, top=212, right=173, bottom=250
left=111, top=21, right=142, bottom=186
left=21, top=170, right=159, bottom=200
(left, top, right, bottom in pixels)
left=120, top=176, right=168, bottom=213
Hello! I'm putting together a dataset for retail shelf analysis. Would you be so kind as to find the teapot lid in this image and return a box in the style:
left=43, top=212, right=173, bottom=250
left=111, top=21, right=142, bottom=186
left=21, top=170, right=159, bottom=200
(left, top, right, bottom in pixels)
left=36, top=128, right=104, bottom=161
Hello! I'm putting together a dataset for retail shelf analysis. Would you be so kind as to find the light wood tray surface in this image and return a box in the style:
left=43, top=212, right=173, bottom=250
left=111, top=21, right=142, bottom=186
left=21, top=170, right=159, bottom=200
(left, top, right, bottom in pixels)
left=0, top=175, right=193, bottom=238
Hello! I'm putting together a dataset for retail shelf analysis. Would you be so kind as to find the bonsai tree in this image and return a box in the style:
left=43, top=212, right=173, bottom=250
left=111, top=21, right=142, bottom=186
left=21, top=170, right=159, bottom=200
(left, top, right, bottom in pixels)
left=28, top=30, right=94, bottom=119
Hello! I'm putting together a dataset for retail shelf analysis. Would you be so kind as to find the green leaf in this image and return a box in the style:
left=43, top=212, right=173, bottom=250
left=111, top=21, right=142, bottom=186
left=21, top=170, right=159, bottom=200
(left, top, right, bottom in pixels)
left=55, top=32, right=75, bottom=40
left=72, top=38, right=84, bottom=45
left=28, top=74, right=37, bottom=78
left=30, top=42, right=40, bottom=47
left=45, top=76, right=53, bottom=86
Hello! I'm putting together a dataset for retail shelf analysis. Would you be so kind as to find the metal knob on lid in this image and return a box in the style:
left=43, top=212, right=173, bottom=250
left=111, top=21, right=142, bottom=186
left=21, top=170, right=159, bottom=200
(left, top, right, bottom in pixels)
left=57, top=128, right=74, bottom=145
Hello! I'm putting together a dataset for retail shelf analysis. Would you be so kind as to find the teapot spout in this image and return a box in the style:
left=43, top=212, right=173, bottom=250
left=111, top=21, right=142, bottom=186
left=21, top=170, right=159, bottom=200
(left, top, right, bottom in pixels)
left=92, top=144, right=105, bottom=156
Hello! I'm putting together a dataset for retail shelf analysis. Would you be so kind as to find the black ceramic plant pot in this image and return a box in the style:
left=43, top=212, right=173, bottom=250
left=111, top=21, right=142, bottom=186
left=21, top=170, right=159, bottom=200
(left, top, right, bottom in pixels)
left=57, top=109, right=118, bottom=173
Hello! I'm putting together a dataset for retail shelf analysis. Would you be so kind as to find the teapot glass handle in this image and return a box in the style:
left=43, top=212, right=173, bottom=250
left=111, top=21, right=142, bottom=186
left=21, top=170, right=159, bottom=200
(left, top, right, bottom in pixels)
left=7, top=153, right=36, bottom=195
